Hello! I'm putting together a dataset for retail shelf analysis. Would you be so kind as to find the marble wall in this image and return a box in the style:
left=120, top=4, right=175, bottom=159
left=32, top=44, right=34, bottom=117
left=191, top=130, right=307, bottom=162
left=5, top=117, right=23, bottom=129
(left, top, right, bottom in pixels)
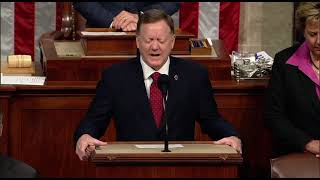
left=238, top=2, right=294, bottom=58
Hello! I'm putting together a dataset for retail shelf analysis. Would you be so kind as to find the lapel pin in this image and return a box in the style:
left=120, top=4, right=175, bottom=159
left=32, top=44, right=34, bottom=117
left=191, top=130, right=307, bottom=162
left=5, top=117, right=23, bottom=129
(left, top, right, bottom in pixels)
left=174, top=74, right=178, bottom=81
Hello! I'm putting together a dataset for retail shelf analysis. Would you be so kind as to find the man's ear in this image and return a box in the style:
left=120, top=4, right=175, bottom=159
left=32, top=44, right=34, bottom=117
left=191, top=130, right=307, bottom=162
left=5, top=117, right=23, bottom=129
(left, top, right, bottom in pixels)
left=171, top=35, right=176, bottom=49
left=136, top=37, right=140, bottom=49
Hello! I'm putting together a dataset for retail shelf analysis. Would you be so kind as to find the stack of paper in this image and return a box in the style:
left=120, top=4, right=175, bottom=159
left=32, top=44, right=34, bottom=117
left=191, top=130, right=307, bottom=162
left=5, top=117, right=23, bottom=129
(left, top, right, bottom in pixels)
left=0, top=73, right=46, bottom=85
left=81, top=31, right=127, bottom=36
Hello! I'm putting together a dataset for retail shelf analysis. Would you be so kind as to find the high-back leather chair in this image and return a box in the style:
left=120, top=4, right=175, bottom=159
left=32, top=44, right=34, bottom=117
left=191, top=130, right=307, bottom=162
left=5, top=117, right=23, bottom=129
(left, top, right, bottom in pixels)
left=270, top=153, right=320, bottom=178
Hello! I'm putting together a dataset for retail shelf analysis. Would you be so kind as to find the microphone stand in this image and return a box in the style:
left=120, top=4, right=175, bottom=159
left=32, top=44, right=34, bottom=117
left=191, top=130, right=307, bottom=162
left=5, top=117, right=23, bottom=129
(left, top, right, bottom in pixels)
left=157, top=74, right=171, bottom=152
left=161, top=93, right=171, bottom=152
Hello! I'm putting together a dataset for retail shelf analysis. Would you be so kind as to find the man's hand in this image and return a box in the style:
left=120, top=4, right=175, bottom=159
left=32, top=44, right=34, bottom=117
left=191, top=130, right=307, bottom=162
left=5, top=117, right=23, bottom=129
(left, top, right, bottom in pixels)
left=122, top=22, right=137, bottom=32
left=213, top=136, right=242, bottom=154
left=113, top=10, right=138, bottom=31
left=305, top=140, right=320, bottom=157
left=75, top=134, right=107, bottom=161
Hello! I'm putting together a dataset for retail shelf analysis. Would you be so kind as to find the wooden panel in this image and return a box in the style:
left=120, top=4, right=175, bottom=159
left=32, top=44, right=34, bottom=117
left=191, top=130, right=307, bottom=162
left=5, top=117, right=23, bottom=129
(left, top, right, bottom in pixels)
left=215, top=94, right=272, bottom=177
left=9, top=96, right=93, bottom=177
left=21, top=110, right=91, bottom=177
left=1, top=80, right=272, bottom=177
left=82, top=38, right=137, bottom=56
left=80, top=28, right=194, bottom=56
left=91, top=141, right=241, bottom=178
left=95, top=165, right=238, bottom=178
left=0, top=85, right=15, bottom=155
left=40, top=31, right=231, bottom=81
left=0, top=90, right=11, bottom=155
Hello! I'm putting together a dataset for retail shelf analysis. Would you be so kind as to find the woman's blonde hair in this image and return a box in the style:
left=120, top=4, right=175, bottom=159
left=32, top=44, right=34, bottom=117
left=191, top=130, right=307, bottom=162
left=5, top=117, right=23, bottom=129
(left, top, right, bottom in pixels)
left=295, top=2, right=320, bottom=32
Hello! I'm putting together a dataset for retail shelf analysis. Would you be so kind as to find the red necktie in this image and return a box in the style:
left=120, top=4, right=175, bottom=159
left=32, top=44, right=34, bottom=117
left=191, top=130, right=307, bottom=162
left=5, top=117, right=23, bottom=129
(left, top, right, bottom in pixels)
left=150, top=72, right=163, bottom=128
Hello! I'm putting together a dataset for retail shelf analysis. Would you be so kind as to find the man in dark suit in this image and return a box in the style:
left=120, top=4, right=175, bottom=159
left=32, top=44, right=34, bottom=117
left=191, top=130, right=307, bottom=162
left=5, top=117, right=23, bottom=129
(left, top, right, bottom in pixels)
left=74, top=9, right=242, bottom=161
left=73, top=2, right=180, bottom=32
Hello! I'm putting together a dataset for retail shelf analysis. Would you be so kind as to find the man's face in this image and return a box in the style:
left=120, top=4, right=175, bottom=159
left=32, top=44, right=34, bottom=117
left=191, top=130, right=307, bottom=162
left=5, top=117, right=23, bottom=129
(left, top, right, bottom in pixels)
left=304, top=19, right=320, bottom=58
left=136, top=20, right=175, bottom=70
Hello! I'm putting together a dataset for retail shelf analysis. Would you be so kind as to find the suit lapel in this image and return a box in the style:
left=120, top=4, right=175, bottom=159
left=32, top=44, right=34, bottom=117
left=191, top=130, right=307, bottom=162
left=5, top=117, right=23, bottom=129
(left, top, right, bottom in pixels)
left=309, top=83, right=320, bottom=116
left=298, top=71, right=320, bottom=118
left=131, top=58, right=156, bottom=128
left=159, top=57, right=183, bottom=129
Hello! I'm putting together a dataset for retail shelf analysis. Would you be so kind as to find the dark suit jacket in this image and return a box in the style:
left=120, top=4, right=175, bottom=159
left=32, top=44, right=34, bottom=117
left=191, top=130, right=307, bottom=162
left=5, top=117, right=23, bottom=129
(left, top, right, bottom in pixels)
left=73, top=2, right=180, bottom=28
left=74, top=56, right=238, bottom=142
left=265, top=44, right=320, bottom=156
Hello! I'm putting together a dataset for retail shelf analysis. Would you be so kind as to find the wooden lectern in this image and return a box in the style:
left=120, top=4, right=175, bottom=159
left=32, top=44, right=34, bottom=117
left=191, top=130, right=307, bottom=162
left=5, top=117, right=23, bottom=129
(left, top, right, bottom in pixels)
left=90, top=141, right=243, bottom=178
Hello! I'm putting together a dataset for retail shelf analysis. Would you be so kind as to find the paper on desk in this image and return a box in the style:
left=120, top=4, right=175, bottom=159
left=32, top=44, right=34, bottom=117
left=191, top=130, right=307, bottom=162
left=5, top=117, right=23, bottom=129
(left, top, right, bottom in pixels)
left=0, top=73, right=46, bottom=85
left=135, top=144, right=184, bottom=149
left=81, top=31, right=127, bottom=36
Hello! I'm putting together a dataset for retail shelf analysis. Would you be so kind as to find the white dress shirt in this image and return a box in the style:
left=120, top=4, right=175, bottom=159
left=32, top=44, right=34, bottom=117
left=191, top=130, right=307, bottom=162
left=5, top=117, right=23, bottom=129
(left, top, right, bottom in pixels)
left=140, top=56, right=170, bottom=98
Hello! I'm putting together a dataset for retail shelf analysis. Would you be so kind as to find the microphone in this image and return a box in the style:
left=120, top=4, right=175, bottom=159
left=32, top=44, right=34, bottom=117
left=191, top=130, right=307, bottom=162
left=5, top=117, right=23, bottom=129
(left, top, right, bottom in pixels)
left=157, top=74, right=170, bottom=97
left=157, top=74, right=171, bottom=152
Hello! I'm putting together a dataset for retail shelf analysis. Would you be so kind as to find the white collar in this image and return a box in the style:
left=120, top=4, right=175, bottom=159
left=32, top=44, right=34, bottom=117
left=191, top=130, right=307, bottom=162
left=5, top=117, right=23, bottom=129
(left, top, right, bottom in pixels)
left=140, top=56, right=170, bottom=80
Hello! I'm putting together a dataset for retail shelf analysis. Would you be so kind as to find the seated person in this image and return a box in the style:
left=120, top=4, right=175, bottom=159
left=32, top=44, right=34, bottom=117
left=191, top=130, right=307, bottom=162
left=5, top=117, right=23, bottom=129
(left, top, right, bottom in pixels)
left=265, top=2, right=320, bottom=157
left=73, top=2, right=180, bottom=32
left=73, top=9, right=242, bottom=161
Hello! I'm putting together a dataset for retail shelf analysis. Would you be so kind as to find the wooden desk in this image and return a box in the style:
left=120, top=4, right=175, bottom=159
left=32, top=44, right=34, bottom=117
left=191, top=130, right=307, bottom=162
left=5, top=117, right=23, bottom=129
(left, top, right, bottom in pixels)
left=40, top=31, right=231, bottom=81
left=80, top=28, right=195, bottom=56
left=0, top=79, right=271, bottom=178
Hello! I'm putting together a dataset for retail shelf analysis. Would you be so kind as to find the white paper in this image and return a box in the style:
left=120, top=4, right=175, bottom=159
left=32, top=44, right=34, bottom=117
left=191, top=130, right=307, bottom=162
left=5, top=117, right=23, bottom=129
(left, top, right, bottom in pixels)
left=255, top=51, right=274, bottom=64
left=206, top=38, right=213, bottom=46
left=0, top=73, right=46, bottom=85
left=135, top=144, right=184, bottom=149
left=81, top=31, right=127, bottom=36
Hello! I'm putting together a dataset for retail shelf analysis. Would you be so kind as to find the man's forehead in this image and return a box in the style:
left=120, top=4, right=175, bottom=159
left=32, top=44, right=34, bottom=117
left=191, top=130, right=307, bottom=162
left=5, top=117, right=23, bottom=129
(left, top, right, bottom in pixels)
left=139, top=25, right=171, bottom=35
left=140, top=20, right=170, bottom=28
left=139, top=32, right=172, bottom=40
